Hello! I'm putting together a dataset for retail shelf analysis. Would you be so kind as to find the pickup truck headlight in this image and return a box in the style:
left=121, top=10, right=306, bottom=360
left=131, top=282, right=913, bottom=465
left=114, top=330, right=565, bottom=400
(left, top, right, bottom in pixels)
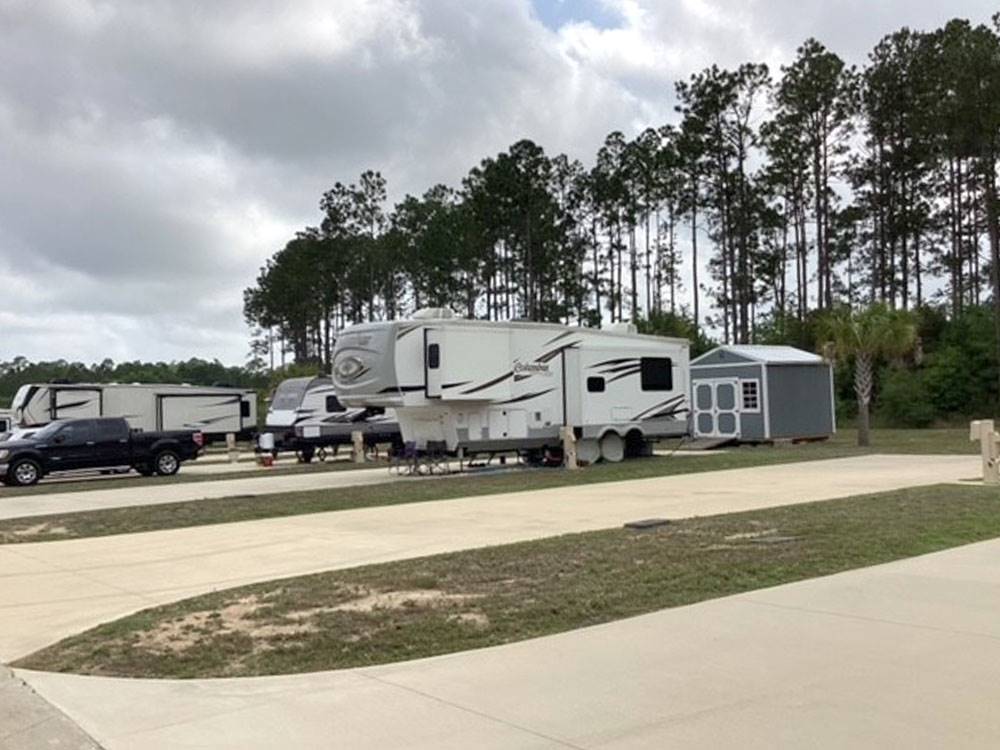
left=0, top=449, right=8, bottom=460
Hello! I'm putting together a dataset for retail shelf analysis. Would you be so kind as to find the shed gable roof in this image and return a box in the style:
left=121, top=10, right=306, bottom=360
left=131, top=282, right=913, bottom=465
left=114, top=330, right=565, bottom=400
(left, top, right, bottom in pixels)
left=692, top=345, right=824, bottom=366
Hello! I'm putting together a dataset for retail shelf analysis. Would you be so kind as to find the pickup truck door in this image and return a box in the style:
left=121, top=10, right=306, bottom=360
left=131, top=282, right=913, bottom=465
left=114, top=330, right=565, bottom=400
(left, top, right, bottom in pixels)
left=45, top=421, right=99, bottom=471
left=92, top=419, right=131, bottom=466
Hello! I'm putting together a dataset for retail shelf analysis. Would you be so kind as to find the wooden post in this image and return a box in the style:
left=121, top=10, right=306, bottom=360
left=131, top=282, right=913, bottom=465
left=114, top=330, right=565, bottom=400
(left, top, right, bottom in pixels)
left=351, top=430, right=365, bottom=464
left=970, top=420, right=1000, bottom=485
left=226, top=433, right=237, bottom=463
left=561, top=426, right=578, bottom=470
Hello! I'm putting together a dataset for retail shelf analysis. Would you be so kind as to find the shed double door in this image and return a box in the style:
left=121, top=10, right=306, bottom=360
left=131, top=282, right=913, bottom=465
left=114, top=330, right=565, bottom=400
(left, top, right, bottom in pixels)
left=693, top=378, right=741, bottom=439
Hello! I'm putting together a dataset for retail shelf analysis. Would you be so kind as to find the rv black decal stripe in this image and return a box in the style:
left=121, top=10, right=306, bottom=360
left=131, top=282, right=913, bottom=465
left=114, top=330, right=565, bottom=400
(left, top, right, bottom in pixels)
left=642, top=406, right=689, bottom=420
left=543, top=329, right=576, bottom=346
left=396, top=325, right=421, bottom=339
left=588, top=358, right=634, bottom=369
left=54, top=399, right=94, bottom=411
left=606, top=367, right=641, bottom=384
left=442, top=381, right=472, bottom=389
left=536, top=340, right=581, bottom=364
left=378, top=385, right=424, bottom=393
left=461, top=371, right=514, bottom=394
left=598, top=361, right=642, bottom=374
left=496, top=389, right=555, bottom=405
left=632, top=395, right=685, bottom=420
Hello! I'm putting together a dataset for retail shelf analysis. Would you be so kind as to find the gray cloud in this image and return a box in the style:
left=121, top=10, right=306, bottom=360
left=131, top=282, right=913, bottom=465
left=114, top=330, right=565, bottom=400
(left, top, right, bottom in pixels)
left=0, top=0, right=995, bottom=365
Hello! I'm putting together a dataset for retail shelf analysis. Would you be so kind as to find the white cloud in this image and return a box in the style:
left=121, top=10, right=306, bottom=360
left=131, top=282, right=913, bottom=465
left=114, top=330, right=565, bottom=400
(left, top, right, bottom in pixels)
left=0, top=0, right=996, bottom=365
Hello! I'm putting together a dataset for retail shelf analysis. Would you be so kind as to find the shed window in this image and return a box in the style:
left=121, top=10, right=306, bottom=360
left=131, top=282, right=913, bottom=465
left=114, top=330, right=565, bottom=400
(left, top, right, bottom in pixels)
left=326, top=395, right=345, bottom=413
left=587, top=377, right=605, bottom=393
left=741, top=380, right=761, bottom=412
left=640, top=358, right=673, bottom=391
left=427, top=343, right=440, bottom=369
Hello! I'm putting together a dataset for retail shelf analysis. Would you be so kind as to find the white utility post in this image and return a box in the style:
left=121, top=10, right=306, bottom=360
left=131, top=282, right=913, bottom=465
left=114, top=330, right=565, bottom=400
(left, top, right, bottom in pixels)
left=351, top=430, right=365, bottom=464
left=561, top=426, right=578, bottom=471
left=969, top=419, right=1000, bottom=485
left=225, top=432, right=238, bottom=463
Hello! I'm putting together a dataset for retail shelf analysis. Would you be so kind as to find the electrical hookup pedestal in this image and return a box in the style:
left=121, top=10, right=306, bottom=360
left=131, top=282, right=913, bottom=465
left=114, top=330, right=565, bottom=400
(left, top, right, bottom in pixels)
left=970, top=419, right=1000, bottom=485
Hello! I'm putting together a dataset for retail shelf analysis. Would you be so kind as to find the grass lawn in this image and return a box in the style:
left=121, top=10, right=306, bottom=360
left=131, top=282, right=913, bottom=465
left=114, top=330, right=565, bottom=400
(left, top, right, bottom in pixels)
left=17, top=482, right=1000, bottom=679
left=0, top=428, right=977, bottom=545
left=0, top=455, right=383, bottom=498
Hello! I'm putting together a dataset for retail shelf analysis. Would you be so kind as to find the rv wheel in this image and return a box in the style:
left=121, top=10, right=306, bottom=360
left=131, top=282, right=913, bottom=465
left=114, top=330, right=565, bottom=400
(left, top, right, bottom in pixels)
left=576, top=438, right=600, bottom=465
left=599, top=433, right=625, bottom=463
left=154, top=450, right=180, bottom=476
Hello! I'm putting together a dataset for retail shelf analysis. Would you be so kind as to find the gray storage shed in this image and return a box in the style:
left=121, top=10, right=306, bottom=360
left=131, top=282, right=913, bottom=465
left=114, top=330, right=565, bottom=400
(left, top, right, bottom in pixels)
left=690, top=345, right=835, bottom=442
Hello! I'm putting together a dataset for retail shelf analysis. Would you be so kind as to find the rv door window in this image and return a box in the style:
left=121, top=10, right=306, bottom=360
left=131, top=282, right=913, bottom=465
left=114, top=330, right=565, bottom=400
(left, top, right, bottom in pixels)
left=640, top=358, right=673, bottom=391
left=427, top=343, right=440, bottom=369
left=326, top=395, right=345, bottom=413
left=587, top=377, right=606, bottom=393
left=240, top=400, right=251, bottom=418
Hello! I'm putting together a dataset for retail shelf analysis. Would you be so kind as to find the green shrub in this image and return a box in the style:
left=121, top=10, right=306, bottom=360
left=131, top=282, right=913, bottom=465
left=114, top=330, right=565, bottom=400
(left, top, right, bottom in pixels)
left=877, top=367, right=936, bottom=428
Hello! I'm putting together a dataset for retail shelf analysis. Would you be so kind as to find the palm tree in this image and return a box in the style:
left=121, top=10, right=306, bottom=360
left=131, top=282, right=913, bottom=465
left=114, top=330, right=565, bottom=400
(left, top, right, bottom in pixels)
left=818, top=303, right=917, bottom=446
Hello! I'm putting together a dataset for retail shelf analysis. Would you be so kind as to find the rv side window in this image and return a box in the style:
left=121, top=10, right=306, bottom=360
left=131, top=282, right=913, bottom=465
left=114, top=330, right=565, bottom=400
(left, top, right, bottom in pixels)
left=326, top=395, right=345, bottom=413
left=427, top=343, right=440, bottom=369
left=587, top=377, right=605, bottom=393
left=640, top=358, right=673, bottom=391
left=240, top=400, right=251, bottom=418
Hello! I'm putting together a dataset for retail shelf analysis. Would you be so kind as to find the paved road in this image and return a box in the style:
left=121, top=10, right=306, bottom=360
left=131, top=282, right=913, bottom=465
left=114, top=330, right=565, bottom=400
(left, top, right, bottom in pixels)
left=18, top=537, right=1000, bottom=749
left=0, top=454, right=976, bottom=661
left=0, top=464, right=397, bottom=521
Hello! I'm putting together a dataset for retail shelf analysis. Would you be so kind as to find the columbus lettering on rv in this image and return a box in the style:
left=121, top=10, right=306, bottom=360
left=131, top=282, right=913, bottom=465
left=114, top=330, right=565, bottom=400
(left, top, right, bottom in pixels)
left=511, top=359, right=552, bottom=377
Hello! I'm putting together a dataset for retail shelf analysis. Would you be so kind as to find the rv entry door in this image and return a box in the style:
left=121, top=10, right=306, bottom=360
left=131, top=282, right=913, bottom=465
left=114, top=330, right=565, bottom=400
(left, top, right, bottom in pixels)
left=425, top=329, right=443, bottom=398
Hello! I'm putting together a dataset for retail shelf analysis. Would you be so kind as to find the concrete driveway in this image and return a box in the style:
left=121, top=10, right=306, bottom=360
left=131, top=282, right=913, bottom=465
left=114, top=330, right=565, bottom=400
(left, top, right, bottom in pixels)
left=0, top=454, right=976, bottom=662
left=18, top=535, right=1000, bottom=749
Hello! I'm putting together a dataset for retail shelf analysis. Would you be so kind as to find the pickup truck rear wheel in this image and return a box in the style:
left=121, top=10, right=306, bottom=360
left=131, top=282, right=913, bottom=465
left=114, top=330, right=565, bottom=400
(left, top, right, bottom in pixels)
left=154, top=450, right=180, bottom=476
left=9, top=459, right=41, bottom=487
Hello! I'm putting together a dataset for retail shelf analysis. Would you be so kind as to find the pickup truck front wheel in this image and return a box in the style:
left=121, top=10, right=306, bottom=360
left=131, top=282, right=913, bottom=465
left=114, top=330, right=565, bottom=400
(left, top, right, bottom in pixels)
left=8, top=459, right=41, bottom=487
left=154, top=451, right=180, bottom=476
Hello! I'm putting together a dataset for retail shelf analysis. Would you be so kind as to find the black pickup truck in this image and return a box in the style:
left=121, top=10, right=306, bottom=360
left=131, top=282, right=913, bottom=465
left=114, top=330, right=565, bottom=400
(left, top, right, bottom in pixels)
left=0, top=417, right=203, bottom=486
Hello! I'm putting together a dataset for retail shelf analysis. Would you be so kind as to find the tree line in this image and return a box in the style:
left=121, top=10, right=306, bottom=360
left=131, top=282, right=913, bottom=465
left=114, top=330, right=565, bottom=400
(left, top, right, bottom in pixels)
left=244, top=16, right=1000, bottom=380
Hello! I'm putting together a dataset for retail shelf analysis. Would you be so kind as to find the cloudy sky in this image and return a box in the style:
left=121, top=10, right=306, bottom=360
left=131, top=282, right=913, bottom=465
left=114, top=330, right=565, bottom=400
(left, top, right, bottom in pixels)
left=1, top=0, right=996, bottom=366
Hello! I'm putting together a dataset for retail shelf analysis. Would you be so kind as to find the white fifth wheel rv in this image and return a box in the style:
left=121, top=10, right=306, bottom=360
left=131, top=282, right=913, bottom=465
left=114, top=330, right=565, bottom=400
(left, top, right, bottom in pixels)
left=331, top=310, right=690, bottom=462
left=9, top=383, right=257, bottom=441
left=263, top=376, right=400, bottom=458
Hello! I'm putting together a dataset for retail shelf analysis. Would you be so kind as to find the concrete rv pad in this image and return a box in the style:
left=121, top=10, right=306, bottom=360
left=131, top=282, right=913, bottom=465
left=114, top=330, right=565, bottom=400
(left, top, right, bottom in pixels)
left=0, top=454, right=976, bottom=661
left=18, top=537, right=1000, bottom=749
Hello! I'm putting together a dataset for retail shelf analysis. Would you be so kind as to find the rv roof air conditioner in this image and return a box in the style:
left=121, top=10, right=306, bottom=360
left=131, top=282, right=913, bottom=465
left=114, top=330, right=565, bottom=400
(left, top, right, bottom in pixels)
left=606, top=322, right=638, bottom=335
left=412, top=307, right=455, bottom=320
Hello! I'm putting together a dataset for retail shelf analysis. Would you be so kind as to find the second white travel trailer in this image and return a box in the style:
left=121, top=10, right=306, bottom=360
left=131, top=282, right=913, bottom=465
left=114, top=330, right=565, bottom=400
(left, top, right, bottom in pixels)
left=9, top=383, right=257, bottom=441
left=263, top=376, right=400, bottom=458
left=332, top=310, right=690, bottom=462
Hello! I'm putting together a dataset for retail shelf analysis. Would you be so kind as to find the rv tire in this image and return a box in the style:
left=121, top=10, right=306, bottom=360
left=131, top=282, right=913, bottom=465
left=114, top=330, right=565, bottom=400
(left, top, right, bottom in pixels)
left=154, top=450, right=180, bottom=476
left=299, top=446, right=315, bottom=464
left=599, top=432, right=625, bottom=463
